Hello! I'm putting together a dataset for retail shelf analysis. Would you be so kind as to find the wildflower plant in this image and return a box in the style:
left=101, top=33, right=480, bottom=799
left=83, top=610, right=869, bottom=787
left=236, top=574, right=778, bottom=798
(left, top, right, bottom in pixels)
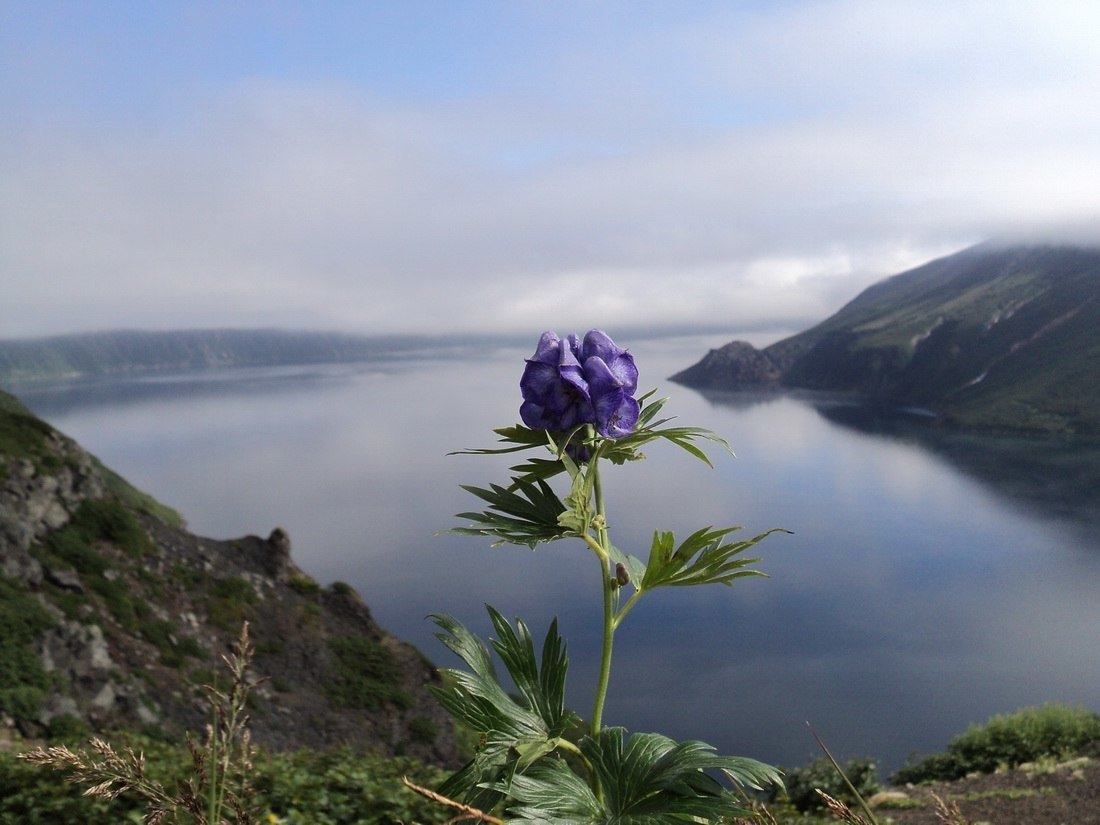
left=431, top=329, right=787, bottom=823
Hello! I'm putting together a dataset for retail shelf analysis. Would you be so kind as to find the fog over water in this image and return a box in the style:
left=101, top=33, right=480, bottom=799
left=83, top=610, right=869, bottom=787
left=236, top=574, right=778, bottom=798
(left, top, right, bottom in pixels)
left=16, top=331, right=1100, bottom=774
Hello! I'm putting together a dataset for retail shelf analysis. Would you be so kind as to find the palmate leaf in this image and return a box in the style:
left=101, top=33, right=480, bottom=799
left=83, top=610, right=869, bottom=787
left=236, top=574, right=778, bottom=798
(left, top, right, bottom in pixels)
left=638, top=526, right=788, bottom=591
left=430, top=608, right=583, bottom=812
left=449, top=478, right=571, bottom=548
left=497, top=728, right=783, bottom=824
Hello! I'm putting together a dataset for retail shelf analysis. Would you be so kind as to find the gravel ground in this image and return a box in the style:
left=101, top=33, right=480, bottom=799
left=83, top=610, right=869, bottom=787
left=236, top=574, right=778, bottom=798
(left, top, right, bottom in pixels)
left=870, top=755, right=1100, bottom=825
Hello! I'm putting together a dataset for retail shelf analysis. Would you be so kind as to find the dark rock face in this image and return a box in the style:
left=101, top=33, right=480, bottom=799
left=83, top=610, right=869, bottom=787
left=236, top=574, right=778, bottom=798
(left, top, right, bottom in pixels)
left=669, top=341, right=783, bottom=390
left=0, top=391, right=457, bottom=765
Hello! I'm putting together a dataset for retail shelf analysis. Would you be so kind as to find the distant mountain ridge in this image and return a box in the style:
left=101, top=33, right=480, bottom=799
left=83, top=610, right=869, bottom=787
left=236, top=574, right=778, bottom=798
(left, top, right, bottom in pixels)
left=671, top=243, right=1100, bottom=435
left=0, top=329, right=478, bottom=385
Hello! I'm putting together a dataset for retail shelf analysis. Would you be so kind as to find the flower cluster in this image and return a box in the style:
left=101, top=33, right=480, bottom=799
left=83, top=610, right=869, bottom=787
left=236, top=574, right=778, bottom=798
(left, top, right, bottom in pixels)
left=519, top=329, right=640, bottom=438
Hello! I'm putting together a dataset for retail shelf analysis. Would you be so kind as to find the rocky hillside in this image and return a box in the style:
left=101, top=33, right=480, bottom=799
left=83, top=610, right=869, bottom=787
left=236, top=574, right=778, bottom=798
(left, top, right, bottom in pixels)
left=0, top=388, right=456, bottom=764
left=672, top=243, right=1100, bottom=435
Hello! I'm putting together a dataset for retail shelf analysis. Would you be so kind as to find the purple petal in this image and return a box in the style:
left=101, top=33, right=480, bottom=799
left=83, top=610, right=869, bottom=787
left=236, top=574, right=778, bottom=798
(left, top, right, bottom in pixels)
left=592, top=389, right=640, bottom=438
left=530, top=331, right=562, bottom=365
left=582, top=330, right=637, bottom=394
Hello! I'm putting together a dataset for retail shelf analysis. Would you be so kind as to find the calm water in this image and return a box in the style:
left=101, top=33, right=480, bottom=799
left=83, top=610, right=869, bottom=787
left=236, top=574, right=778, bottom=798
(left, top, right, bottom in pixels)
left=15, top=332, right=1100, bottom=774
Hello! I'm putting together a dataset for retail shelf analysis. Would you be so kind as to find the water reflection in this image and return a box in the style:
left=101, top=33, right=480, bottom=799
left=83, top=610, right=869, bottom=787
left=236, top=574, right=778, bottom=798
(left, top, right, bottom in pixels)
left=696, top=389, right=1100, bottom=540
left=11, top=342, right=1100, bottom=776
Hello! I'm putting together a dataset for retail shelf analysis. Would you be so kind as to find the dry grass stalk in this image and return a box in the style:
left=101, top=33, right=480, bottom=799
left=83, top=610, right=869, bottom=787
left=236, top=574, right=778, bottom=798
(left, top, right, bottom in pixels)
left=932, top=791, right=970, bottom=825
left=19, top=622, right=261, bottom=824
left=816, top=789, right=872, bottom=824
left=400, top=776, right=506, bottom=824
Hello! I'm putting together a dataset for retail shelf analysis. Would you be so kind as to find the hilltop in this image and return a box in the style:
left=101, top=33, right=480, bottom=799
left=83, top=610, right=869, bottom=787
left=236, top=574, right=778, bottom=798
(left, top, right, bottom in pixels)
left=0, top=388, right=456, bottom=764
left=672, top=243, right=1100, bottom=435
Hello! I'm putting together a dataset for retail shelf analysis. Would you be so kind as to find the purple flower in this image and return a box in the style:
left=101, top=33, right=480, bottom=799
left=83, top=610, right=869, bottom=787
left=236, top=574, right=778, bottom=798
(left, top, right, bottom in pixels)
left=519, top=330, right=640, bottom=439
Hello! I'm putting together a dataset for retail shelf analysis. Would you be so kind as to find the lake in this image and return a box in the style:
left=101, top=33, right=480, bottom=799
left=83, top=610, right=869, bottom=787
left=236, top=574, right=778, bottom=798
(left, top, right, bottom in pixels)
left=14, top=331, right=1100, bottom=775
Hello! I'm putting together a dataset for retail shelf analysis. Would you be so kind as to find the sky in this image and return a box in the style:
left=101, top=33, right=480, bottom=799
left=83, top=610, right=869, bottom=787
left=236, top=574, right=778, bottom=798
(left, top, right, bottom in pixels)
left=3, top=0, right=1100, bottom=340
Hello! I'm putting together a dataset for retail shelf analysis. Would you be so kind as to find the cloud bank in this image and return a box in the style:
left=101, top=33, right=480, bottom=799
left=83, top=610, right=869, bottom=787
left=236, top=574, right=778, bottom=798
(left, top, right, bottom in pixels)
left=2, top=0, right=1099, bottom=339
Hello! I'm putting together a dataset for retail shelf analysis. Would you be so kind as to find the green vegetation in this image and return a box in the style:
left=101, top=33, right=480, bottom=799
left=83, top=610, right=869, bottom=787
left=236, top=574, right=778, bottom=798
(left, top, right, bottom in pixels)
left=892, top=703, right=1100, bottom=784
left=33, top=499, right=157, bottom=629
left=323, top=635, right=411, bottom=711
left=676, top=244, right=1100, bottom=435
left=770, top=755, right=881, bottom=814
left=1, top=742, right=451, bottom=825
left=49, top=498, right=152, bottom=560
left=0, top=389, right=56, bottom=471
left=13, top=623, right=450, bottom=824
left=92, top=456, right=184, bottom=528
left=0, top=573, right=57, bottom=720
left=139, top=618, right=206, bottom=668
left=206, top=575, right=260, bottom=629
left=287, top=574, right=322, bottom=595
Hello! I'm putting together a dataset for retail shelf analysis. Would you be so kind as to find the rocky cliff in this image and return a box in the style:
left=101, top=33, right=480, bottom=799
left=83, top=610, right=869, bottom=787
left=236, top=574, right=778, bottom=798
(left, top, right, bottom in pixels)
left=0, top=389, right=456, bottom=764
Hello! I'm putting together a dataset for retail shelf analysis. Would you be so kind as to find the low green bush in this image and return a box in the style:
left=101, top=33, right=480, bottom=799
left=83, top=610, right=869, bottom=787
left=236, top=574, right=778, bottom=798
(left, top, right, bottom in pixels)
left=2, top=737, right=451, bottom=825
left=68, top=499, right=150, bottom=557
left=287, top=574, right=322, bottom=595
left=252, top=748, right=450, bottom=824
left=892, top=703, right=1100, bottom=784
left=771, top=755, right=881, bottom=813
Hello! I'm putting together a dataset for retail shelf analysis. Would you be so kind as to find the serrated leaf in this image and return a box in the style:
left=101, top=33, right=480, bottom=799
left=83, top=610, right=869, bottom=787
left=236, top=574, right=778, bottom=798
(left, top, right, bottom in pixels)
left=448, top=425, right=553, bottom=456
left=430, top=608, right=583, bottom=810
left=447, top=478, right=571, bottom=548
left=638, top=526, right=789, bottom=591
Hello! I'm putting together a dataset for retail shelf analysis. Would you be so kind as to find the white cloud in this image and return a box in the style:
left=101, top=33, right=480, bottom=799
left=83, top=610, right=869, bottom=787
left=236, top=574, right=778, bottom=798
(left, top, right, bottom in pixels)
left=2, top=1, right=1099, bottom=338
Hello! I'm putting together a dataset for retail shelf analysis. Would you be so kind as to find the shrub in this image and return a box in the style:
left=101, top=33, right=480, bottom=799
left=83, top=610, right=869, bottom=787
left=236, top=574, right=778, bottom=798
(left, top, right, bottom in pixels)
left=773, top=755, right=881, bottom=813
left=329, top=580, right=355, bottom=597
left=252, top=749, right=451, bottom=825
left=891, top=703, right=1100, bottom=784
left=68, top=499, right=150, bottom=557
left=287, top=574, right=321, bottom=595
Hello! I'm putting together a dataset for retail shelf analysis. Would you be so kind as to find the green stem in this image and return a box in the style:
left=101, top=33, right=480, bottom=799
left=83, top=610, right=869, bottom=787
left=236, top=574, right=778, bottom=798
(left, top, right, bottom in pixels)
left=589, top=453, right=614, bottom=738
left=612, top=589, right=644, bottom=630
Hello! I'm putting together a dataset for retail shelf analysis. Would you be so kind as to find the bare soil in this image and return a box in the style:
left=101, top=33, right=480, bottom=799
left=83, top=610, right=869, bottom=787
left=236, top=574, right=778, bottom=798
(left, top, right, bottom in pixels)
left=873, top=755, right=1100, bottom=825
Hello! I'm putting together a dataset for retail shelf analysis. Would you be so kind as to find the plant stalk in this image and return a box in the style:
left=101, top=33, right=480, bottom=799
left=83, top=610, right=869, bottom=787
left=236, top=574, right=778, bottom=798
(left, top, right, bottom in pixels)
left=589, top=454, right=614, bottom=738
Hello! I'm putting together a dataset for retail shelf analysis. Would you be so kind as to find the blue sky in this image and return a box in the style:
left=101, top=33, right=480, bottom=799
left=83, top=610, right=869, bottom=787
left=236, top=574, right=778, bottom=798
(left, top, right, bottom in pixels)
left=3, top=1, right=1100, bottom=339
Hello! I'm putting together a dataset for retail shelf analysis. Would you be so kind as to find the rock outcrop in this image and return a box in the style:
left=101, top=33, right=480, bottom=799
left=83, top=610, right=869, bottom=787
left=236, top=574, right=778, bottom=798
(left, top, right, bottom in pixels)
left=668, top=341, right=785, bottom=390
left=0, top=389, right=457, bottom=765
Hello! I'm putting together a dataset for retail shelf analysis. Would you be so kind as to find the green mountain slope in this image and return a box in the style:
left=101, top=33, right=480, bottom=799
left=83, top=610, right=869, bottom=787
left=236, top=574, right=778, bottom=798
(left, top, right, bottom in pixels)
left=672, top=244, right=1100, bottom=435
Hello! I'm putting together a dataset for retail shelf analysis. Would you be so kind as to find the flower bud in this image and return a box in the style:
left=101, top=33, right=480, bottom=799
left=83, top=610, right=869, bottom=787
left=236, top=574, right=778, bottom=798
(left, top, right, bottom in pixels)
left=615, top=562, right=630, bottom=586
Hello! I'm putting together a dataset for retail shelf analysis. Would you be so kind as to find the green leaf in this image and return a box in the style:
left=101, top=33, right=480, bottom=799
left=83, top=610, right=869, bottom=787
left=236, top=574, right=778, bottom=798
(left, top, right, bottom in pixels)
left=639, top=526, right=789, bottom=591
left=430, top=608, right=584, bottom=811
left=447, top=478, right=571, bottom=548
left=499, top=727, right=783, bottom=823
left=448, top=425, right=553, bottom=456
left=605, top=544, right=646, bottom=589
